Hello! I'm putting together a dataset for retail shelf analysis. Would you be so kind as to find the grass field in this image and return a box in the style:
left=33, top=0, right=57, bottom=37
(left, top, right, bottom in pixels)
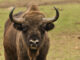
left=0, top=3, right=80, bottom=60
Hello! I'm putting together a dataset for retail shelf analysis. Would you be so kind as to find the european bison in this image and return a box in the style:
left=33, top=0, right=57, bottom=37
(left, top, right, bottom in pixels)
left=4, top=5, right=59, bottom=60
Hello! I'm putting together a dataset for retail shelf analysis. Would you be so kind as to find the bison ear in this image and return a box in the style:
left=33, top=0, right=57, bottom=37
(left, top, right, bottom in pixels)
left=13, top=23, right=23, bottom=31
left=44, top=23, right=55, bottom=31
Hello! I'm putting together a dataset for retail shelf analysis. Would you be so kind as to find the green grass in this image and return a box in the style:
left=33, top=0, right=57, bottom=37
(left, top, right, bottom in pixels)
left=0, top=4, right=80, bottom=60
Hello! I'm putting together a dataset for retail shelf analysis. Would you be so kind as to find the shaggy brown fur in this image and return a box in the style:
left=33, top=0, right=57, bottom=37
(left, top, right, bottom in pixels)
left=4, top=5, right=52, bottom=60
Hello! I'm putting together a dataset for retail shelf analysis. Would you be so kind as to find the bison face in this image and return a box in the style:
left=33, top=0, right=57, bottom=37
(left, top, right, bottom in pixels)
left=14, top=19, right=55, bottom=50
left=9, top=7, right=59, bottom=50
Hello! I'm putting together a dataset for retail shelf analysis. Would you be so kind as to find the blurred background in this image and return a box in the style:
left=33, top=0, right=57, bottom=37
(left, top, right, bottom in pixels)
left=0, top=0, right=80, bottom=60
left=0, top=0, right=80, bottom=7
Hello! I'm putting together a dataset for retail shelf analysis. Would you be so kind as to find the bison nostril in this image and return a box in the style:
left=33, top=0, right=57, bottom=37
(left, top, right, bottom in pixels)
left=36, top=41, right=39, bottom=44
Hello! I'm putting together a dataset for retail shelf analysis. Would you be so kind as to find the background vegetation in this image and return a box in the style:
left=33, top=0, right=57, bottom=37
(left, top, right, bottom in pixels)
left=0, top=0, right=79, bottom=7
left=0, top=0, right=80, bottom=60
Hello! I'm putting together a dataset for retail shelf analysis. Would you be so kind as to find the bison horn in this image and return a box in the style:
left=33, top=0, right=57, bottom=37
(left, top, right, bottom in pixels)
left=43, top=7, right=59, bottom=22
left=9, top=7, right=25, bottom=24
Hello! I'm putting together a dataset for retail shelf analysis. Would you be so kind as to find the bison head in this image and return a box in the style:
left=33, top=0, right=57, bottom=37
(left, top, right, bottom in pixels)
left=9, top=5, right=59, bottom=50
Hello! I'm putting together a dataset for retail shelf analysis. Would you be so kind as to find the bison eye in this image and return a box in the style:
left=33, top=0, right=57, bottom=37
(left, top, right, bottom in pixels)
left=22, top=25, right=29, bottom=32
left=14, top=23, right=23, bottom=30
left=39, top=25, right=45, bottom=34
left=13, top=23, right=29, bottom=32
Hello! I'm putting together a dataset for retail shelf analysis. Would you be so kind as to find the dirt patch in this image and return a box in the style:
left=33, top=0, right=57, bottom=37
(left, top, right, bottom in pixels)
left=0, top=53, right=1, bottom=56
left=0, top=26, right=1, bottom=28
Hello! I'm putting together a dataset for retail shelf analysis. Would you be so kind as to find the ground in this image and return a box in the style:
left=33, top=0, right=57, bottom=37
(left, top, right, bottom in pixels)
left=0, top=3, right=80, bottom=60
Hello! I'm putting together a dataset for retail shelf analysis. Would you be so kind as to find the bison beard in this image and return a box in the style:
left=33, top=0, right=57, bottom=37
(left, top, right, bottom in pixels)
left=28, top=49, right=39, bottom=60
left=23, top=43, right=39, bottom=60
